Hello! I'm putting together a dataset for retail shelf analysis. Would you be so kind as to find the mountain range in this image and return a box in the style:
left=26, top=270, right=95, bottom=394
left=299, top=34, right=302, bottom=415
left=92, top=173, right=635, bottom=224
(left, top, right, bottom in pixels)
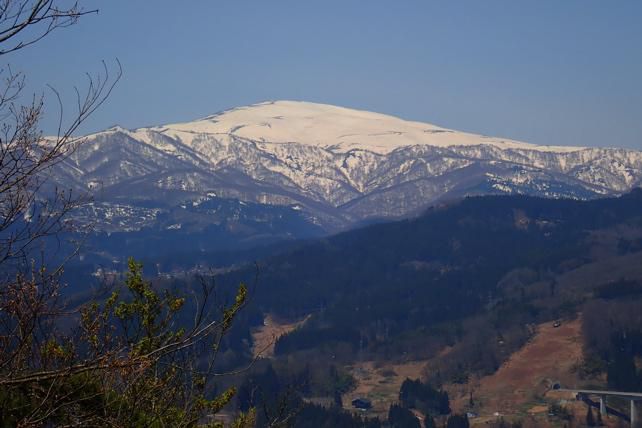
left=52, top=100, right=642, bottom=251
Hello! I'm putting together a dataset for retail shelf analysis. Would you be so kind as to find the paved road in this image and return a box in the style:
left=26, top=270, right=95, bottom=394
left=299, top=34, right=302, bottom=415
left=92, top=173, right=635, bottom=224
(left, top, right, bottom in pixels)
left=558, top=388, right=642, bottom=400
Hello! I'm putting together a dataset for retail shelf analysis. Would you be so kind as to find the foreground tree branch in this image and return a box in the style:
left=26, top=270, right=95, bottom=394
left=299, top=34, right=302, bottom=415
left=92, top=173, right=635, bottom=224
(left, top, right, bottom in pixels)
left=0, top=2, right=257, bottom=426
left=2, top=259, right=256, bottom=426
left=0, top=0, right=96, bottom=55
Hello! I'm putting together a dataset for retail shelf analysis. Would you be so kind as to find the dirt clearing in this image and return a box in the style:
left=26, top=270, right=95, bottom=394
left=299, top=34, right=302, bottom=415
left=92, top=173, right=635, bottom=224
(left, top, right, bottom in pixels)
left=447, top=317, right=584, bottom=419
left=251, top=314, right=309, bottom=358
left=343, top=360, right=428, bottom=419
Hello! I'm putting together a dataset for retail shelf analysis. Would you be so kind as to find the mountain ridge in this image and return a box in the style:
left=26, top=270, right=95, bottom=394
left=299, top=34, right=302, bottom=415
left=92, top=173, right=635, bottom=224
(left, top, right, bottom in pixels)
left=51, top=101, right=642, bottom=239
left=135, top=100, right=587, bottom=154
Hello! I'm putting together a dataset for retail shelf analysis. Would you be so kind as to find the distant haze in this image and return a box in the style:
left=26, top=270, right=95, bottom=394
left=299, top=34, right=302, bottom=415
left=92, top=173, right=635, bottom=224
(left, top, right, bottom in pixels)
left=9, top=0, right=642, bottom=149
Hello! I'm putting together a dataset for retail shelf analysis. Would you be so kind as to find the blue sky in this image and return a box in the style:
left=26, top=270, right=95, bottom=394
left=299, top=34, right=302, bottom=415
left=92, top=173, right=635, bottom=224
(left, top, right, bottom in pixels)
left=8, top=0, right=642, bottom=149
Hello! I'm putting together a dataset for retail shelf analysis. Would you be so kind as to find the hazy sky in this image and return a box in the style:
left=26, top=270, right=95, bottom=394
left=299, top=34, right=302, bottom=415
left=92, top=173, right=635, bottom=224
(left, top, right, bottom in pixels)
left=9, top=0, right=642, bottom=149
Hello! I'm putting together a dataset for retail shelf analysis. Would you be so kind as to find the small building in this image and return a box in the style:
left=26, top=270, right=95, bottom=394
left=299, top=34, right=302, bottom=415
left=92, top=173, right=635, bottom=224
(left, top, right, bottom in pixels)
left=351, top=398, right=372, bottom=410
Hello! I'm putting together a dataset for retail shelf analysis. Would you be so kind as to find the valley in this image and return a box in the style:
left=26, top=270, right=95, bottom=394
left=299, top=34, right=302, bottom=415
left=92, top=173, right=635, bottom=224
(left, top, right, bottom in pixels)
left=14, top=156, right=642, bottom=427
left=223, top=191, right=642, bottom=426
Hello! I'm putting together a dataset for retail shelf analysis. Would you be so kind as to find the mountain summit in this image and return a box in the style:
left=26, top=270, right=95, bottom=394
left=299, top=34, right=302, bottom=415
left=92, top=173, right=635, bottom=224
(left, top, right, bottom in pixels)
left=145, top=100, right=583, bottom=154
left=56, top=101, right=642, bottom=234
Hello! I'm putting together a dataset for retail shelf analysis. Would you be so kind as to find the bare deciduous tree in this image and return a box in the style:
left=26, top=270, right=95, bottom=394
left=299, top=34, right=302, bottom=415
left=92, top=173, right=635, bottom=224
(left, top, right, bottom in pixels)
left=0, top=2, right=259, bottom=426
left=0, top=0, right=121, bottom=271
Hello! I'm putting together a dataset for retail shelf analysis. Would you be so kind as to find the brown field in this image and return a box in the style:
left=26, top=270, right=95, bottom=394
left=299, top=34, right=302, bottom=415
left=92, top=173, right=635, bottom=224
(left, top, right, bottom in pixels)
left=255, top=314, right=623, bottom=426
left=342, top=317, right=596, bottom=426
left=446, top=316, right=587, bottom=425
left=251, top=314, right=309, bottom=358
left=343, top=360, right=428, bottom=419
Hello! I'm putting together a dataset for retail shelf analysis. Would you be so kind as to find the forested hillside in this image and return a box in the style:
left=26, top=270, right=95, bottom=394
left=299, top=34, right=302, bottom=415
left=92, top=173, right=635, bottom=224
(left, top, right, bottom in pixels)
left=211, top=190, right=642, bottom=425
left=50, top=191, right=642, bottom=426
left=222, top=190, right=642, bottom=351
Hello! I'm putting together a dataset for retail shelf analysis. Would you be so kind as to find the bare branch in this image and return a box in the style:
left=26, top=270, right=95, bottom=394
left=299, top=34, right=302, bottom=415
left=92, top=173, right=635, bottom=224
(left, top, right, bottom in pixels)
left=0, top=1, right=97, bottom=55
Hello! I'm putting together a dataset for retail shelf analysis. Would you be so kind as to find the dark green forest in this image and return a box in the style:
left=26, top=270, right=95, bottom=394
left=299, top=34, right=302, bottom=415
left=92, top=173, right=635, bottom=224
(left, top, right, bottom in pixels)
left=220, top=193, right=640, bottom=350
left=206, top=190, right=642, bottom=425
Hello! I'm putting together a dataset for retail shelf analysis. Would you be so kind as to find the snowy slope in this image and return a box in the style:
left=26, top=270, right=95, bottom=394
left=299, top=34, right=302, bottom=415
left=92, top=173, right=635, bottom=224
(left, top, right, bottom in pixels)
left=152, top=100, right=584, bottom=154
left=54, top=101, right=642, bottom=233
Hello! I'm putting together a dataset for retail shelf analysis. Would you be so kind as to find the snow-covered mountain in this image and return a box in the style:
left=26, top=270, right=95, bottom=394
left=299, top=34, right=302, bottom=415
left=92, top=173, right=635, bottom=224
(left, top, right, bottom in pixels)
left=56, top=100, right=642, bottom=234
